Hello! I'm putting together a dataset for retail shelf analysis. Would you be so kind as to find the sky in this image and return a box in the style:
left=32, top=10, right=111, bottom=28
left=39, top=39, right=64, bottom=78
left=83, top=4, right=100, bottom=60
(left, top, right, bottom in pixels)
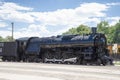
left=0, top=0, right=120, bottom=39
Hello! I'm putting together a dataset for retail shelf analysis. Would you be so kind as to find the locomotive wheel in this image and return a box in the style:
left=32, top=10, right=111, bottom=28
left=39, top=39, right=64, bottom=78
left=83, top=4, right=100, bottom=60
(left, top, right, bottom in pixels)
left=28, top=58, right=32, bottom=62
left=11, top=57, right=15, bottom=62
left=101, top=58, right=107, bottom=66
left=81, top=59, right=87, bottom=65
left=6, top=57, right=11, bottom=62
left=102, top=61, right=106, bottom=66
left=96, top=59, right=102, bottom=65
left=76, top=57, right=82, bottom=65
left=34, top=58, right=41, bottom=63
left=2, top=57, right=6, bottom=61
left=41, top=53, right=46, bottom=63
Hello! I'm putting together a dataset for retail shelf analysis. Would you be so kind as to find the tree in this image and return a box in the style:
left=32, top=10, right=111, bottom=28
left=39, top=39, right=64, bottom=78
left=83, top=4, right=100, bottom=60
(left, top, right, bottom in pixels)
left=63, top=28, right=78, bottom=35
left=97, top=21, right=109, bottom=34
left=97, top=21, right=114, bottom=43
left=76, top=25, right=90, bottom=34
left=5, top=36, right=14, bottom=42
left=107, top=26, right=115, bottom=43
left=63, top=24, right=90, bottom=35
left=0, top=36, right=4, bottom=42
left=0, top=36, right=14, bottom=42
left=113, top=20, right=120, bottom=43
left=63, top=21, right=120, bottom=44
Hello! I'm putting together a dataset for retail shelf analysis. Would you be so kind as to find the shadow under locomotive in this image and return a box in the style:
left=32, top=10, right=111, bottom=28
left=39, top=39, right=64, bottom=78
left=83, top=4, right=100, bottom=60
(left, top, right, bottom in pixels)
left=0, top=28, right=113, bottom=65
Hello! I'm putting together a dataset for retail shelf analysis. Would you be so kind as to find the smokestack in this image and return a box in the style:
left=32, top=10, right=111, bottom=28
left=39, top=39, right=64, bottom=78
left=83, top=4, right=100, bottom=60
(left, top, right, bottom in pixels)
left=91, top=27, right=97, bottom=34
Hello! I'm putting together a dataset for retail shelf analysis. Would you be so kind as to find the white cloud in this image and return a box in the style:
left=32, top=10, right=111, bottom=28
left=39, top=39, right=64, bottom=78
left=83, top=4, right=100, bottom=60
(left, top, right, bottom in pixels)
left=106, top=17, right=120, bottom=25
left=106, top=2, right=120, bottom=6
left=0, top=24, right=50, bottom=38
left=75, top=3, right=108, bottom=17
left=13, top=24, right=50, bottom=38
left=0, top=2, right=34, bottom=23
left=25, top=2, right=108, bottom=37
left=0, top=2, right=33, bottom=11
left=0, top=22, right=7, bottom=27
left=0, top=2, right=119, bottom=38
left=28, top=3, right=108, bottom=27
left=0, top=30, right=11, bottom=38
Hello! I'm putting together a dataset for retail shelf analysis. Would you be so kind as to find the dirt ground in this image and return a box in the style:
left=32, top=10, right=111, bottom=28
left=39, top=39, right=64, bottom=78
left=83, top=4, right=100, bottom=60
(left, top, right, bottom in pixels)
left=0, top=62, right=120, bottom=80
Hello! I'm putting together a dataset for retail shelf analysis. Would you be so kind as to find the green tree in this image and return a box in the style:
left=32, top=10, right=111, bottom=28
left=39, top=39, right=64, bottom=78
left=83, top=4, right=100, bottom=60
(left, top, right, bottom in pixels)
left=4, top=36, right=14, bottom=42
left=63, top=28, right=78, bottom=35
left=97, top=21, right=109, bottom=34
left=113, top=20, right=120, bottom=43
left=97, top=21, right=113, bottom=43
left=107, top=26, right=115, bottom=43
left=0, top=36, right=4, bottom=42
left=63, top=24, right=90, bottom=35
left=76, top=25, right=90, bottom=34
left=63, top=21, right=120, bottom=44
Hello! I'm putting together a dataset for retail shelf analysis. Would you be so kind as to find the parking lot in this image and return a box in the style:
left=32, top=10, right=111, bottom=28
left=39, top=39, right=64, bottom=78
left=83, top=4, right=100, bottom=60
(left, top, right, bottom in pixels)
left=0, top=62, right=120, bottom=80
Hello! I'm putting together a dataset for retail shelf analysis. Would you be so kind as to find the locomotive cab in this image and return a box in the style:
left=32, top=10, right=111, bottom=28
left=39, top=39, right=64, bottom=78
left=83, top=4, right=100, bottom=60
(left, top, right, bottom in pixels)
left=16, top=37, right=29, bottom=61
left=25, top=37, right=41, bottom=62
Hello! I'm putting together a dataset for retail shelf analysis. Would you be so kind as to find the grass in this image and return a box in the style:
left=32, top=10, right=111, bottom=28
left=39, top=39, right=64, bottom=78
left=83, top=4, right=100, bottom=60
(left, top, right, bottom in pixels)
left=114, top=61, right=120, bottom=65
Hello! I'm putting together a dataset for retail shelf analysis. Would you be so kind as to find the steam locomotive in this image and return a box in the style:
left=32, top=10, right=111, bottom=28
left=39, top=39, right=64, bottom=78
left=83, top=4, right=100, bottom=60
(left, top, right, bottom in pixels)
left=0, top=28, right=113, bottom=65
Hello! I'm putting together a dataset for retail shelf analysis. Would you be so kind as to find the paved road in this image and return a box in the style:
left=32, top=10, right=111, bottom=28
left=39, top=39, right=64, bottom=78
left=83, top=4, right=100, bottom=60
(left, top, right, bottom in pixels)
left=0, top=62, right=120, bottom=80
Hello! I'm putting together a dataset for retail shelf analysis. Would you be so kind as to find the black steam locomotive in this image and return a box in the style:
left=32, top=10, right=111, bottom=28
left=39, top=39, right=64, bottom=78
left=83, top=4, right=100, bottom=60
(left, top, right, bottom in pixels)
left=0, top=28, right=113, bottom=65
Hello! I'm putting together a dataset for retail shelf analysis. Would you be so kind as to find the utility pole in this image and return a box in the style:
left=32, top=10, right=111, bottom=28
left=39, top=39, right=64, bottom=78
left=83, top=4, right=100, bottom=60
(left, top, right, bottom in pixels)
left=11, top=22, right=14, bottom=41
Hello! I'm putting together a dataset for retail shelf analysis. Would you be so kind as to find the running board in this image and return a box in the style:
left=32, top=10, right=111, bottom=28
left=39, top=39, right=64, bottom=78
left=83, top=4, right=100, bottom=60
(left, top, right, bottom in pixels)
left=45, top=57, right=77, bottom=63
